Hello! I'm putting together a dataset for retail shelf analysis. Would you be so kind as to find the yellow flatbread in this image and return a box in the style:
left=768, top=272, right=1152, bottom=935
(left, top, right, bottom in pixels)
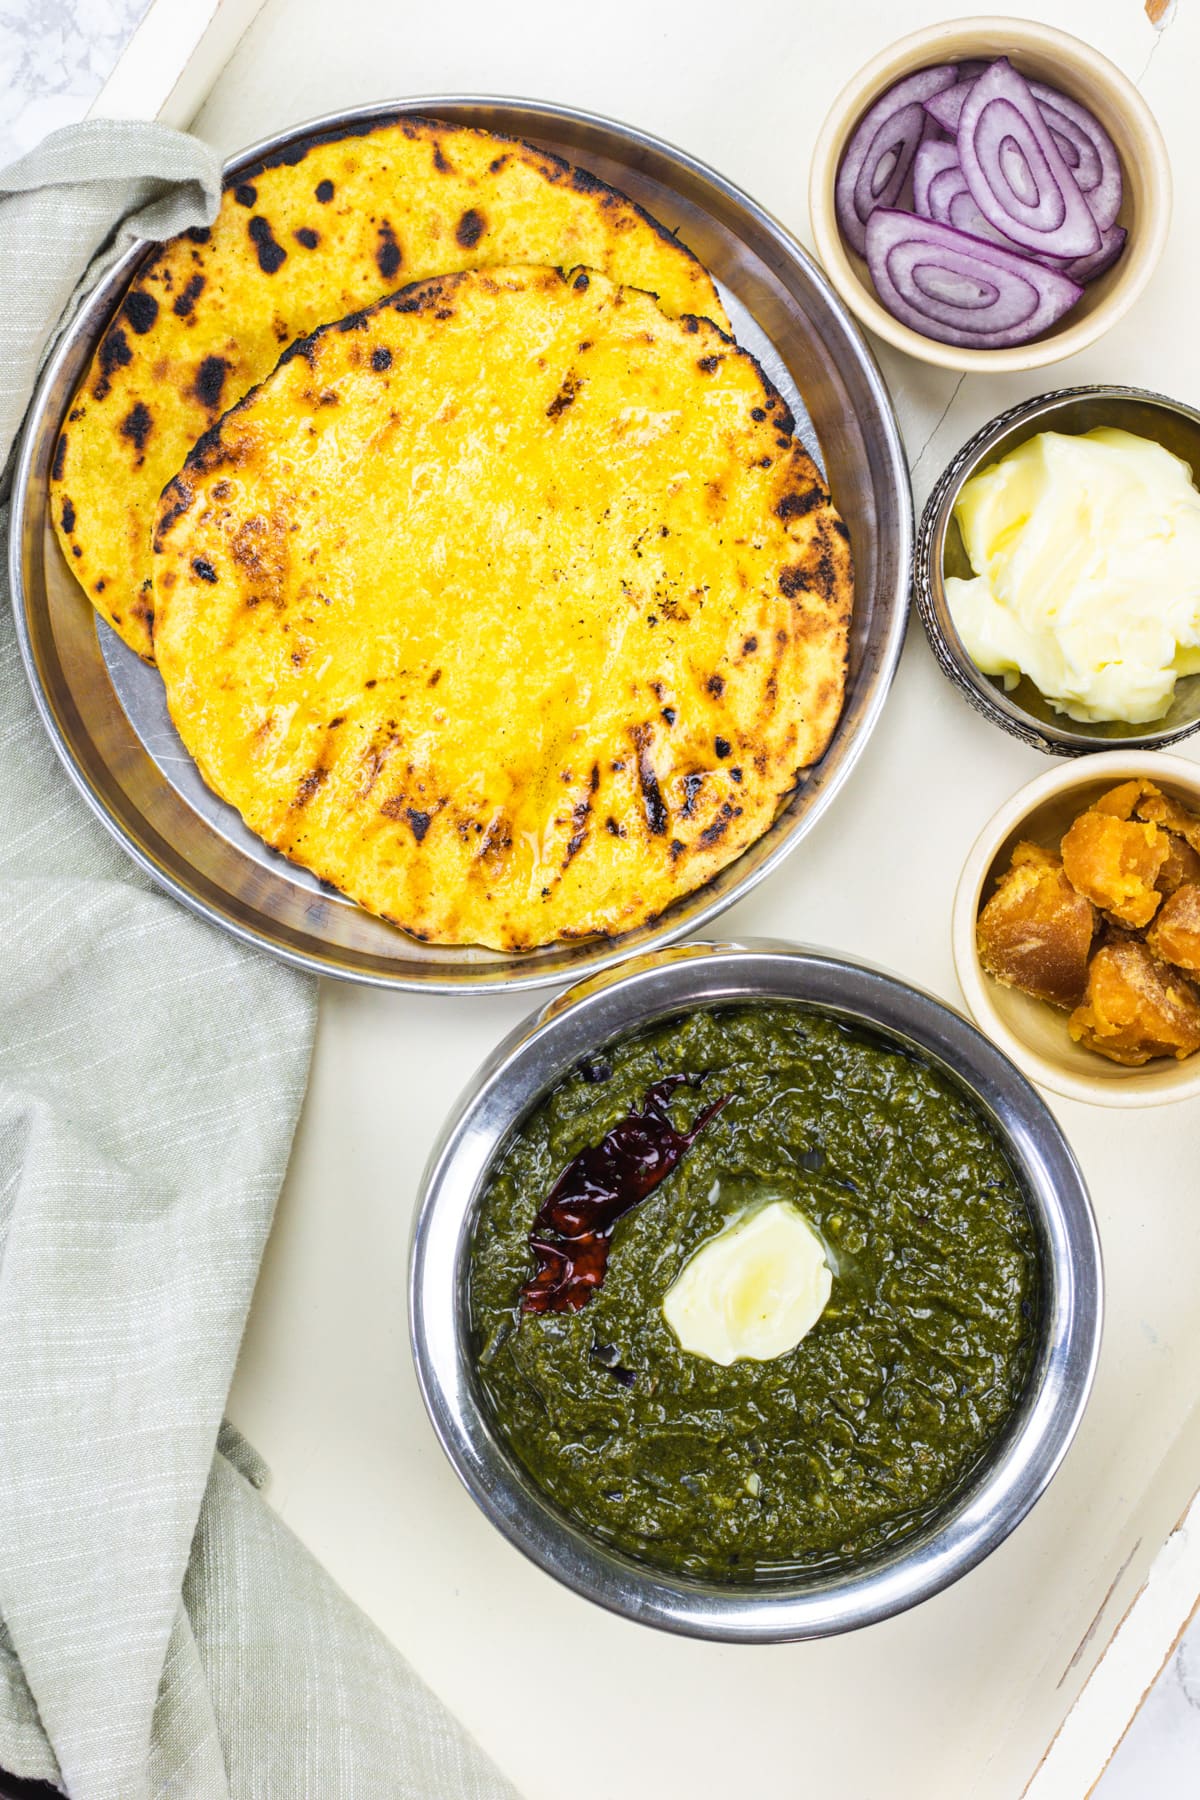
left=152, top=266, right=852, bottom=951
left=51, top=117, right=729, bottom=660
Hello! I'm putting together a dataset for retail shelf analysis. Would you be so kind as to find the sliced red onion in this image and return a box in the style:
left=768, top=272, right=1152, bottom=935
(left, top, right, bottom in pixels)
left=1047, top=126, right=1080, bottom=171
left=911, top=141, right=960, bottom=217
left=920, top=169, right=1115, bottom=280
left=834, top=64, right=959, bottom=255
left=865, top=209, right=1083, bottom=348
left=1047, top=124, right=1082, bottom=170
left=925, top=74, right=1116, bottom=216
left=931, top=69, right=1123, bottom=226
left=925, top=75, right=1076, bottom=168
left=949, top=188, right=1073, bottom=268
left=943, top=172, right=1032, bottom=250
left=837, top=58, right=1127, bottom=349
left=1028, top=80, right=1122, bottom=229
left=1029, top=95, right=1097, bottom=185
left=915, top=141, right=1065, bottom=263
left=957, top=59, right=1100, bottom=260
left=1058, top=222, right=1127, bottom=284
left=923, top=79, right=973, bottom=134
left=926, top=75, right=1075, bottom=168
left=942, top=181, right=990, bottom=234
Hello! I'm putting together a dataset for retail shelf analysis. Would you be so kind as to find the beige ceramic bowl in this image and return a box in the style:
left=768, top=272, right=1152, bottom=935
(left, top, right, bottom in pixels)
left=809, top=16, right=1172, bottom=372
left=953, top=751, right=1200, bottom=1106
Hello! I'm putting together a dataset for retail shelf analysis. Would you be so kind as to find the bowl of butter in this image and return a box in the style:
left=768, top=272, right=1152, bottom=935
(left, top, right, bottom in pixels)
left=915, top=385, right=1200, bottom=754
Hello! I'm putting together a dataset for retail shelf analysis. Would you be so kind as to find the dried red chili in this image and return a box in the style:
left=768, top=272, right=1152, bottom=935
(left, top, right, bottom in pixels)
left=519, top=1074, right=729, bottom=1315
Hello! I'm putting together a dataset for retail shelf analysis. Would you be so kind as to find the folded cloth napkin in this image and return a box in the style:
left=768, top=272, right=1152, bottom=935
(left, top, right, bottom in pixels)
left=0, top=123, right=518, bottom=1800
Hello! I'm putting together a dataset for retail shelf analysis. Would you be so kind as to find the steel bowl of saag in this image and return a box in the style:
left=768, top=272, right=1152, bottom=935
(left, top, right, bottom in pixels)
left=409, top=941, right=1102, bottom=1641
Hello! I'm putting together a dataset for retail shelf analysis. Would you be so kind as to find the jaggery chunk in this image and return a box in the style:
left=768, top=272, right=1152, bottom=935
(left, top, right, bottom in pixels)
left=1147, top=883, right=1200, bottom=974
left=1060, top=810, right=1167, bottom=928
left=977, top=779, right=1200, bottom=1066
left=1157, top=833, right=1200, bottom=896
left=1068, top=939, right=1200, bottom=1065
left=977, top=841, right=1095, bottom=1008
left=1094, top=779, right=1200, bottom=891
left=1134, top=787, right=1200, bottom=854
left=1093, top=779, right=1152, bottom=821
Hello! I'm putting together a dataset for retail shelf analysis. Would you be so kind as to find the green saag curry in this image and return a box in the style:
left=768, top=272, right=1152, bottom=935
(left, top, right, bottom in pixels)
left=469, top=1004, right=1039, bottom=1579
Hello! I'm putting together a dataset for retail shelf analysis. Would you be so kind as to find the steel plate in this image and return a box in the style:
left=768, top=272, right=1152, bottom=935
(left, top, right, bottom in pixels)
left=11, top=97, right=912, bottom=991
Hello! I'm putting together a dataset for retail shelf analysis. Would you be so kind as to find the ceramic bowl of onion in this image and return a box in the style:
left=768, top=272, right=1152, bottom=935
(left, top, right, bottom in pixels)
left=809, top=16, right=1171, bottom=371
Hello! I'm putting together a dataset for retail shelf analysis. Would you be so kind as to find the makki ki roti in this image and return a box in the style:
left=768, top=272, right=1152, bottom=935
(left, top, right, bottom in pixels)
left=151, top=265, right=853, bottom=952
left=50, top=115, right=730, bottom=662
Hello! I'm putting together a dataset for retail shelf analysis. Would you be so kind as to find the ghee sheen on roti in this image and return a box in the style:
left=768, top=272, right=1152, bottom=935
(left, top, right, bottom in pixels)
left=50, top=117, right=729, bottom=661
left=152, top=267, right=852, bottom=952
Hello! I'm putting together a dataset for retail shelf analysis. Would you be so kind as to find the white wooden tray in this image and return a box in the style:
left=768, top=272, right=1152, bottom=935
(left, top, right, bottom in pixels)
left=90, top=0, right=1200, bottom=1794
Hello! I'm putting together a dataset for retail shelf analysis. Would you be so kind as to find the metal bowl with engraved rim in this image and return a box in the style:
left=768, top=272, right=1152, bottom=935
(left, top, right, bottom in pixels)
left=914, top=385, right=1200, bottom=756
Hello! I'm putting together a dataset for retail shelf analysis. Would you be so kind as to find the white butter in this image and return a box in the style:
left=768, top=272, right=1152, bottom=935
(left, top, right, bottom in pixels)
left=945, top=427, right=1200, bottom=724
left=662, top=1200, right=832, bottom=1366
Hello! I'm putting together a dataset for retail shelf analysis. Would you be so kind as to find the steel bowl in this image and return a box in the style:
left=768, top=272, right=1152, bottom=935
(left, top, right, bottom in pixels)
left=10, top=97, right=911, bottom=992
left=409, top=940, right=1102, bottom=1641
left=914, top=385, right=1200, bottom=757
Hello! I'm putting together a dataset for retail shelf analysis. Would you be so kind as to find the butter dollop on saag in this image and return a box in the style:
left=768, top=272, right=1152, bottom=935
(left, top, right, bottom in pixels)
left=661, top=1198, right=832, bottom=1366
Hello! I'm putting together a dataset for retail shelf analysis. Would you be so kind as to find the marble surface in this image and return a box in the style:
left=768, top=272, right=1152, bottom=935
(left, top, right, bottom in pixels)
left=0, top=0, right=150, bottom=161
left=2, top=0, right=1199, bottom=1794
left=1099, top=1625, right=1200, bottom=1796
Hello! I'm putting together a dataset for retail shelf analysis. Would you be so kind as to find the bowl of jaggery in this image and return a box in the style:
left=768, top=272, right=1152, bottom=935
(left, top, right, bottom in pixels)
left=953, top=751, right=1200, bottom=1105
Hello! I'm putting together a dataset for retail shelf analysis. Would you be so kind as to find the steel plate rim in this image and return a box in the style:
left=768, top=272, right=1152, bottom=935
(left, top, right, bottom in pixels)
left=10, top=95, right=912, bottom=993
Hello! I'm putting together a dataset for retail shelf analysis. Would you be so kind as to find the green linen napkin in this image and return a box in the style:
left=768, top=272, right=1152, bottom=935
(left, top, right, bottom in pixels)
left=0, top=122, right=518, bottom=1800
